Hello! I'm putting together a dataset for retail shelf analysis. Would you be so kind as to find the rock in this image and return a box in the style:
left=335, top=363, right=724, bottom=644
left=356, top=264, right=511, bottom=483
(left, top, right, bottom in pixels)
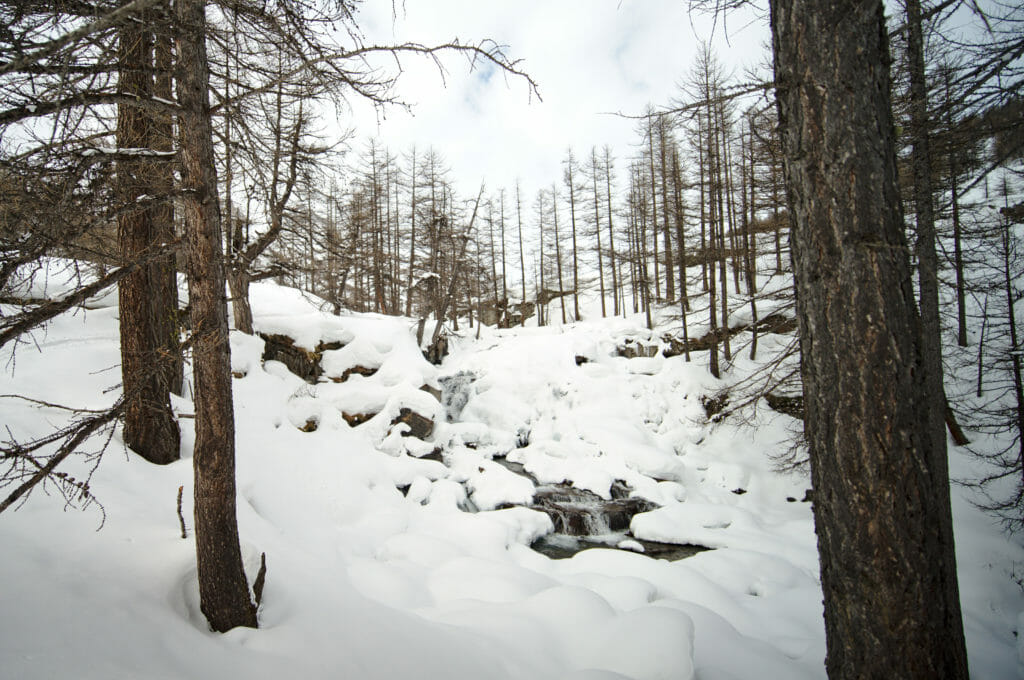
left=418, top=447, right=444, bottom=463
left=530, top=485, right=659, bottom=536
left=423, top=333, right=449, bottom=365
left=391, top=407, right=434, bottom=439
left=299, top=418, right=318, bottom=432
left=420, top=384, right=442, bottom=401
left=259, top=333, right=344, bottom=383
left=575, top=355, right=590, bottom=365
left=617, top=338, right=659, bottom=359
left=507, top=300, right=536, bottom=326
left=342, top=411, right=376, bottom=427
left=609, top=480, right=631, bottom=500
left=330, top=365, right=378, bottom=383
left=765, top=392, right=804, bottom=420
left=701, top=392, right=729, bottom=420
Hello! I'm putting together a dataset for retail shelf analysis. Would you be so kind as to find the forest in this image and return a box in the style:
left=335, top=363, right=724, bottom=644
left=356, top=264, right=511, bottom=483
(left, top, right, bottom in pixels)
left=1, top=0, right=1023, bottom=678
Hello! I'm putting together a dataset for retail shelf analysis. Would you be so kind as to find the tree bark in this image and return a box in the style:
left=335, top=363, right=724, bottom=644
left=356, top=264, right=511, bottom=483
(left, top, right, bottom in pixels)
left=176, top=0, right=257, bottom=633
left=591, top=148, right=606, bottom=317
left=604, top=148, right=620, bottom=317
left=769, top=1, right=968, bottom=677
left=152, top=17, right=183, bottom=397
left=117, top=5, right=180, bottom=465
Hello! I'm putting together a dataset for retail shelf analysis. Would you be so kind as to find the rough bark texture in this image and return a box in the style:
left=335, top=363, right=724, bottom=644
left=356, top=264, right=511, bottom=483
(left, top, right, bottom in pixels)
left=152, top=19, right=183, bottom=397
left=176, top=0, right=257, bottom=632
left=769, top=1, right=968, bottom=677
left=117, top=9, right=180, bottom=465
left=228, top=271, right=254, bottom=335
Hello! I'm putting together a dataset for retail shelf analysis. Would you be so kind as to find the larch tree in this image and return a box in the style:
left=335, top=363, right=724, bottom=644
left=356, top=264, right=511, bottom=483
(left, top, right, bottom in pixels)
left=116, top=2, right=181, bottom=465
left=176, top=0, right=258, bottom=632
left=768, top=0, right=969, bottom=677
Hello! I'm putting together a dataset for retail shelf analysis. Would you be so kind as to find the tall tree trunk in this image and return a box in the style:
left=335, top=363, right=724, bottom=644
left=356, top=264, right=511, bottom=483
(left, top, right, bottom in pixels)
left=658, top=119, right=674, bottom=301
left=406, top=148, right=417, bottom=317
left=769, top=1, right=968, bottom=676
left=592, top=148, right=606, bottom=317
left=604, top=148, right=620, bottom=316
left=117, top=6, right=180, bottom=465
left=176, top=0, right=257, bottom=633
left=741, top=119, right=759, bottom=361
left=517, top=183, right=527, bottom=326
left=707, top=135, right=720, bottom=380
left=537, top=191, right=545, bottom=326
left=698, top=120, right=709, bottom=292
left=672, top=147, right=691, bottom=362
left=648, top=116, right=661, bottom=301
left=907, top=0, right=952, bottom=456
left=714, top=110, right=731, bottom=364
left=1000, top=219, right=1024, bottom=490
left=153, top=18, right=182, bottom=397
left=552, top=185, right=567, bottom=324
left=566, top=160, right=581, bottom=321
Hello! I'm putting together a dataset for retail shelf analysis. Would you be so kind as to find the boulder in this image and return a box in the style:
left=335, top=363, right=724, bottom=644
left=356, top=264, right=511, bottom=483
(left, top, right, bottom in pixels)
left=259, top=333, right=345, bottom=383
left=390, top=407, right=434, bottom=439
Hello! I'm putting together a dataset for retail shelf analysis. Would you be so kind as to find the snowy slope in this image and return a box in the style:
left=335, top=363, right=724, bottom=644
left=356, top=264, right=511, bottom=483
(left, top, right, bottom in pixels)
left=1, top=279, right=1022, bottom=680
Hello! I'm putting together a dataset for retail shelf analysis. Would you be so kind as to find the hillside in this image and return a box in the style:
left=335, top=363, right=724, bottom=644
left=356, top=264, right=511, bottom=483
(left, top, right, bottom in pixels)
left=1, top=275, right=1022, bottom=679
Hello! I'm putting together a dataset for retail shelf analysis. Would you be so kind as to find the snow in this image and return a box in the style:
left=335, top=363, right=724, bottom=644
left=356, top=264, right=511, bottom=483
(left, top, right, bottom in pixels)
left=2, top=276, right=1023, bottom=680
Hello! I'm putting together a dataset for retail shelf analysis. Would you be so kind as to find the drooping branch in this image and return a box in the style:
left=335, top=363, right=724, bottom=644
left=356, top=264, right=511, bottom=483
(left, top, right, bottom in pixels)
left=0, top=398, right=123, bottom=514
left=0, top=240, right=180, bottom=350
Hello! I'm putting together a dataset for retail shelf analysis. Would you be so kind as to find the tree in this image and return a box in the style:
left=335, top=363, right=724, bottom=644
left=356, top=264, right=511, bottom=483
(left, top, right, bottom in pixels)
left=563, top=149, right=583, bottom=321
left=176, top=0, right=257, bottom=632
left=116, top=3, right=180, bottom=465
left=769, top=0, right=968, bottom=676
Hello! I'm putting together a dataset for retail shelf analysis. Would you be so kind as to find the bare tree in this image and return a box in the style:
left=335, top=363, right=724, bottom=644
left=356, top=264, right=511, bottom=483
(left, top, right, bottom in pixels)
left=769, top=0, right=968, bottom=676
left=177, top=0, right=257, bottom=632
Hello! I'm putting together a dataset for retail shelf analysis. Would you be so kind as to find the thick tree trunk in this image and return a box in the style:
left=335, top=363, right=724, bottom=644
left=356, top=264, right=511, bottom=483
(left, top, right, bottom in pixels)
left=769, top=1, right=968, bottom=677
left=117, top=9, right=179, bottom=465
left=176, top=0, right=257, bottom=633
left=228, top=270, right=254, bottom=335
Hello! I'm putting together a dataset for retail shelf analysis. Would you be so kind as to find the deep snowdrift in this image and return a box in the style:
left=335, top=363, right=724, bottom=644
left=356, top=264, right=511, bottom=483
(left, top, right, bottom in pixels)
left=1, top=277, right=1022, bottom=679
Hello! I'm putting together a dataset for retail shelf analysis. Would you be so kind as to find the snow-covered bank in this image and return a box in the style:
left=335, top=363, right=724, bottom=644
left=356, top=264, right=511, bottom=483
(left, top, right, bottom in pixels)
left=2, top=280, right=1022, bottom=679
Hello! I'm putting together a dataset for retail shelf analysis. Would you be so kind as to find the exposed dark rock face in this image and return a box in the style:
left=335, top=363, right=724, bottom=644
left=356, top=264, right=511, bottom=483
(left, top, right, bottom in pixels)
left=259, top=333, right=343, bottom=383
left=420, top=384, right=442, bottom=401
left=391, top=408, right=434, bottom=439
left=331, top=365, right=378, bottom=383
left=342, top=412, right=376, bottom=427
left=701, top=393, right=729, bottom=420
left=492, top=457, right=660, bottom=538
left=765, top=392, right=804, bottom=420
left=530, top=485, right=659, bottom=535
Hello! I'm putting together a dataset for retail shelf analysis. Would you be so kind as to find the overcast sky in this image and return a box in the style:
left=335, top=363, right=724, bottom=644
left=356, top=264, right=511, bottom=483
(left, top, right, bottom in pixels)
left=343, top=1, right=771, bottom=201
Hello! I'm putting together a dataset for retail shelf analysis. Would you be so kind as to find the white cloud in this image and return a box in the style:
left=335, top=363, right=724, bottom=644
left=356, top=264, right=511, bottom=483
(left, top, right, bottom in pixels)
left=343, top=0, right=770, bottom=200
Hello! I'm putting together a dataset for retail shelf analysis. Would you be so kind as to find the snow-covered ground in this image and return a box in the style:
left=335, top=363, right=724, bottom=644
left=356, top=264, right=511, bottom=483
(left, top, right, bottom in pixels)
left=2, top=274, right=1022, bottom=679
